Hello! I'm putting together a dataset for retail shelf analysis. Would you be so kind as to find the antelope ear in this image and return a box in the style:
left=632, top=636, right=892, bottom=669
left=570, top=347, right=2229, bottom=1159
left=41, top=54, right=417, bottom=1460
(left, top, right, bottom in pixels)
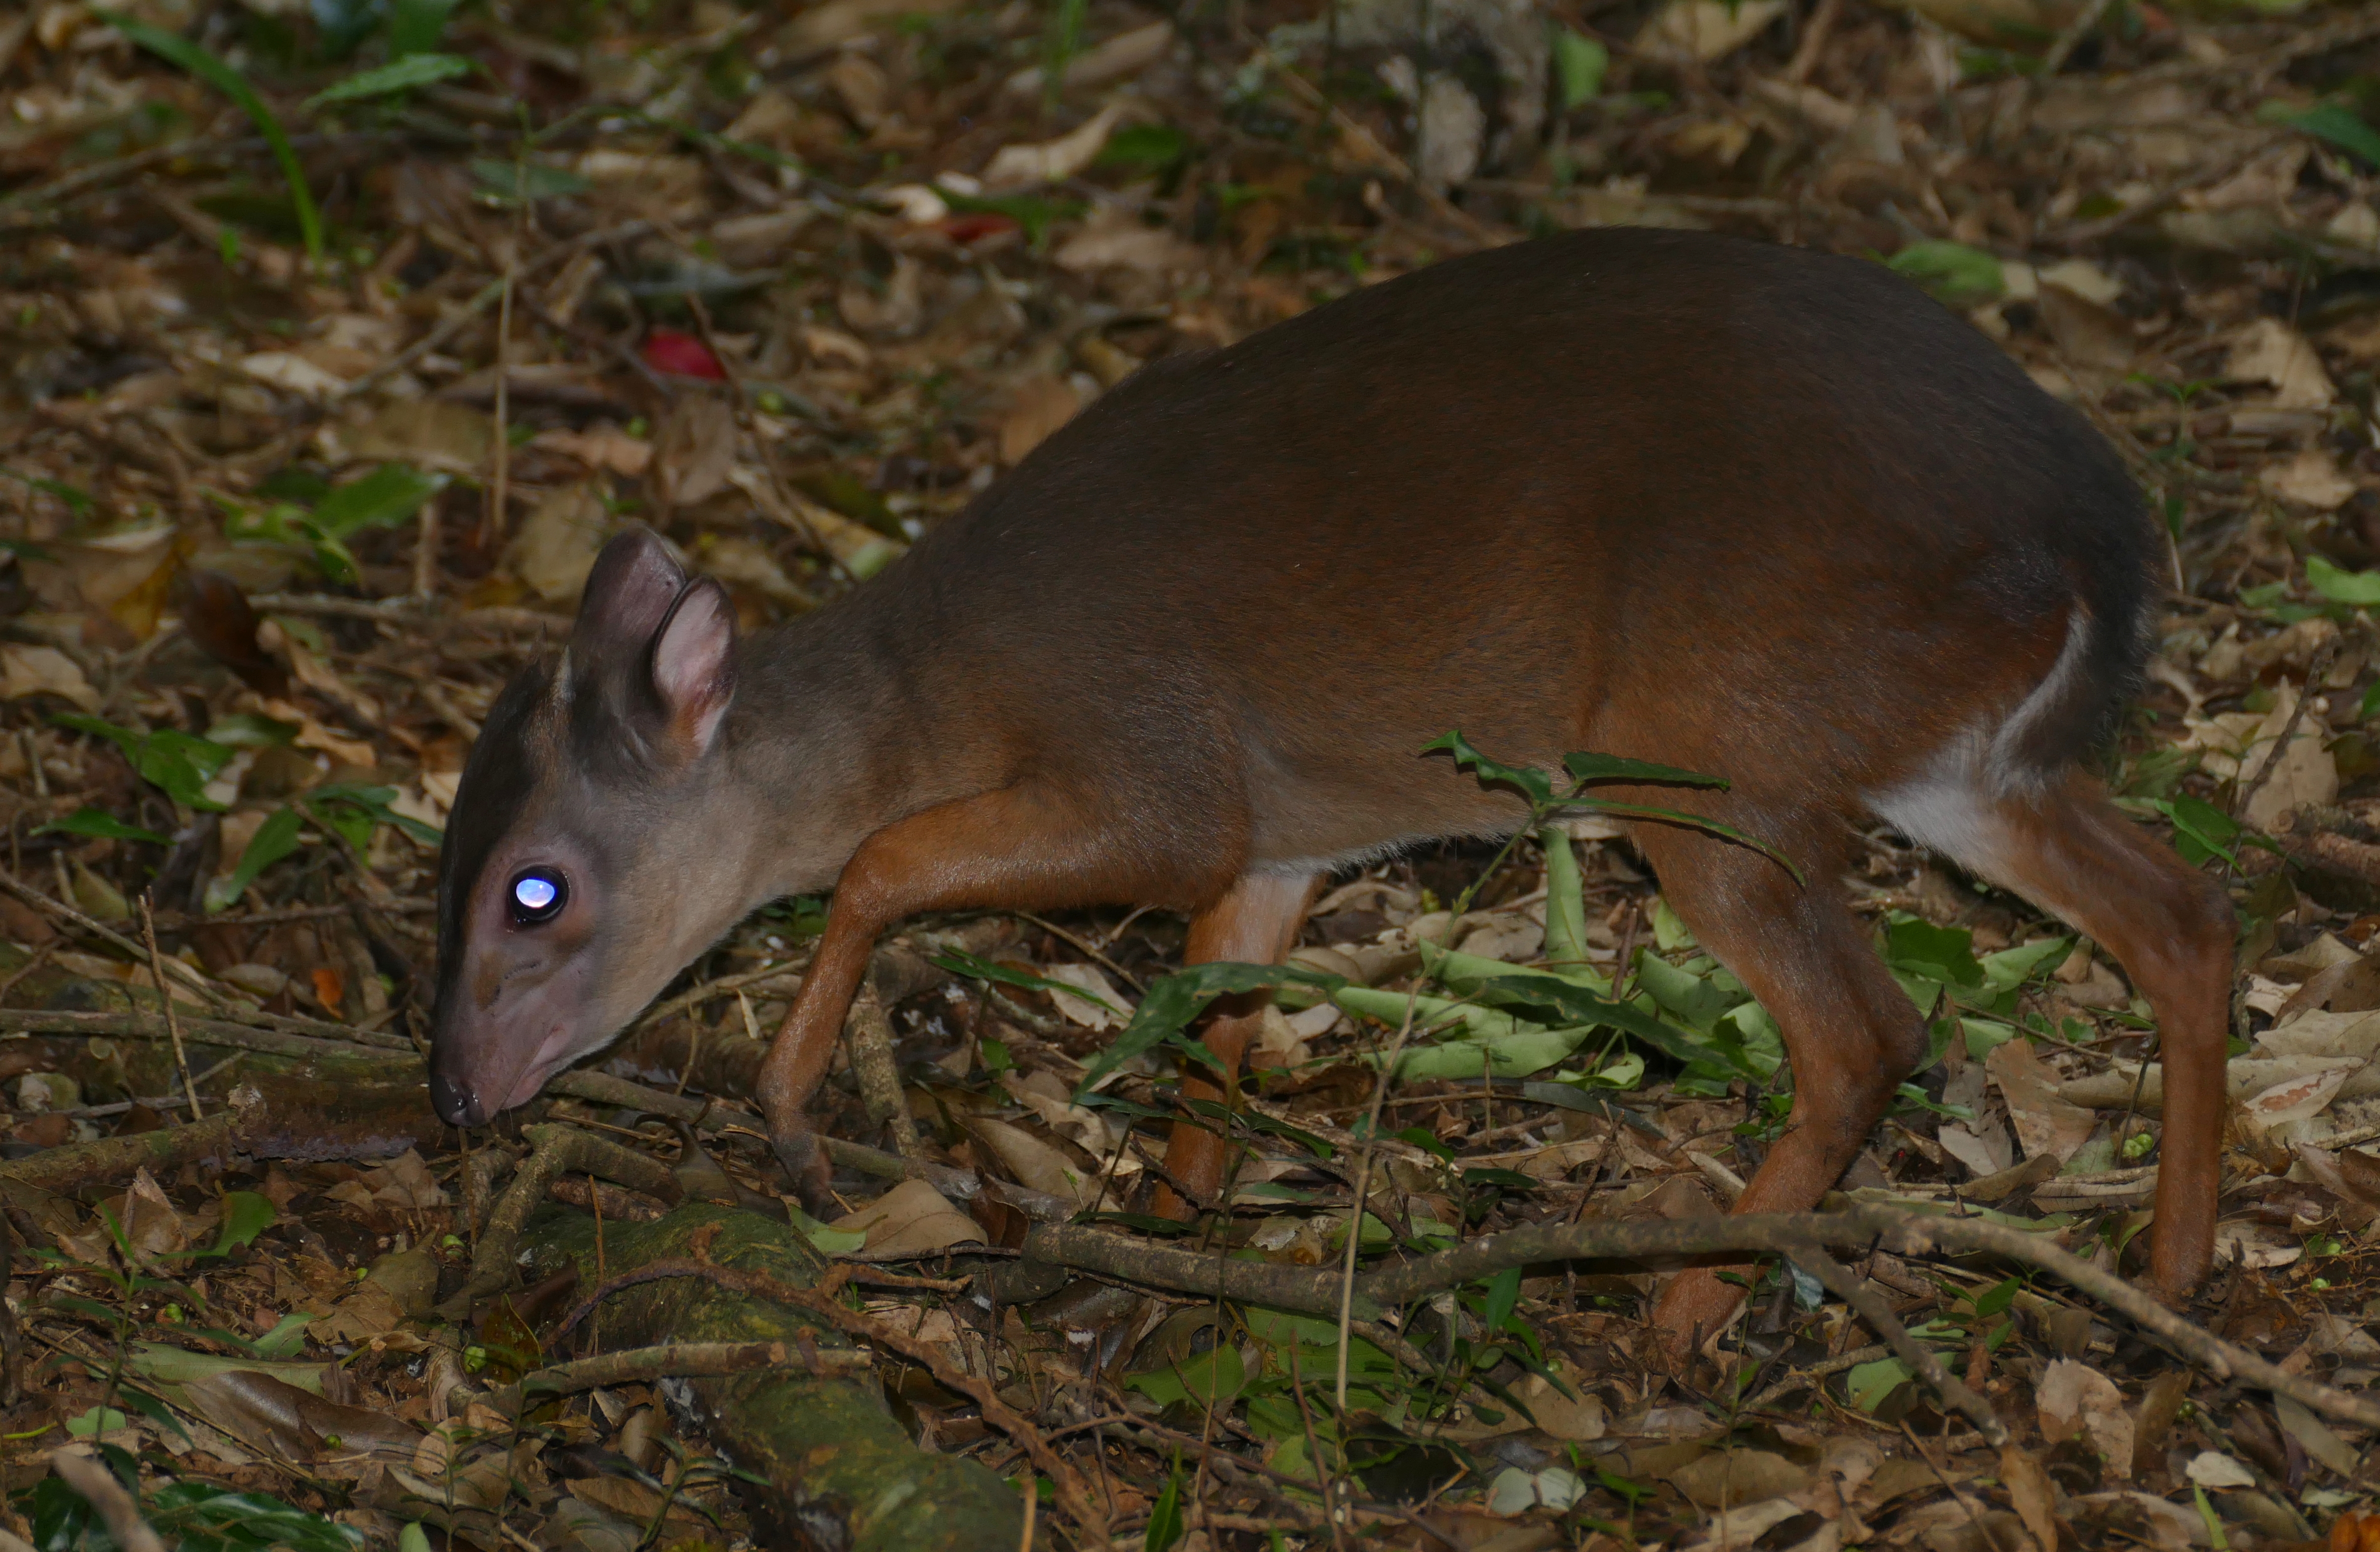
left=570, top=527, right=684, bottom=680
left=650, top=578, right=735, bottom=754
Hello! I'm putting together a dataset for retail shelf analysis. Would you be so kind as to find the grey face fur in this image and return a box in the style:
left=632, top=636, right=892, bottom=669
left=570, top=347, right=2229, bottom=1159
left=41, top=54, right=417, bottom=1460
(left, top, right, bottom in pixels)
left=428, top=529, right=751, bottom=1127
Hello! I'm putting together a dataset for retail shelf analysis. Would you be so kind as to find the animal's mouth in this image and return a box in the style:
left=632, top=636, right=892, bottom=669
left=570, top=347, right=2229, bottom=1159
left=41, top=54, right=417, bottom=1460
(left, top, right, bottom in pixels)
left=500, top=1022, right=581, bottom=1112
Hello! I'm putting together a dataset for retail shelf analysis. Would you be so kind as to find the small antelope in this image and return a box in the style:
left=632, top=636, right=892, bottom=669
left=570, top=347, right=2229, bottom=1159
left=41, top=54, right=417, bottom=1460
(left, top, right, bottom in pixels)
left=429, top=227, right=2232, bottom=1343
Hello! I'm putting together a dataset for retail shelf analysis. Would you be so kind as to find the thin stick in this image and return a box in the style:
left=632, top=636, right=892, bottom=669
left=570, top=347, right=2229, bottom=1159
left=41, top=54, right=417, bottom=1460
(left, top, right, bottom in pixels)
left=136, top=895, right=201, bottom=1121
left=2040, top=0, right=2114, bottom=75
left=1287, top=1334, right=1349, bottom=1551
left=479, top=1340, right=826, bottom=1417
left=1337, top=990, right=1421, bottom=1412
left=484, top=262, right=517, bottom=549
left=0, top=871, right=224, bottom=1009
left=1783, top=0, right=1842, bottom=81
left=1789, top=1247, right=2002, bottom=1443
left=2235, top=646, right=2338, bottom=822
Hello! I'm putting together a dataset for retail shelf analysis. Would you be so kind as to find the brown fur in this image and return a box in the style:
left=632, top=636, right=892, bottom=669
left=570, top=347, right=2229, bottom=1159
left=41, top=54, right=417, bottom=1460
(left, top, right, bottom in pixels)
left=430, top=229, right=2229, bottom=1348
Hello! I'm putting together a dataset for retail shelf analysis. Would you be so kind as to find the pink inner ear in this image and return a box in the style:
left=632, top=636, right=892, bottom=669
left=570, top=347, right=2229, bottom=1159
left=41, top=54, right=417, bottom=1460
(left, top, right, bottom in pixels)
left=651, top=582, right=734, bottom=745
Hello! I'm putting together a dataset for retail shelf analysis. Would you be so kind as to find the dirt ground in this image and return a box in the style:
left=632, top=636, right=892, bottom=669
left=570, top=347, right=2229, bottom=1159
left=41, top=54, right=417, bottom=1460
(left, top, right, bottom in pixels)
left=4, top=0, right=2380, bottom=1546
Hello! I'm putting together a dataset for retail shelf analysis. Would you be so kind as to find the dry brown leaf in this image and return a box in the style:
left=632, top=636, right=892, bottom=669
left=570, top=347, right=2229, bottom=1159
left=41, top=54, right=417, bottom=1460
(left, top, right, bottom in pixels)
left=965, top=1115, right=1089, bottom=1203
left=0, top=645, right=98, bottom=713
left=982, top=100, right=1128, bottom=190
left=827, top=1177, right=984, bottom=1256
left=2039, top=1359, right=2134, bottom=1476
left=1000, top=377, right=1082, bottom=465
left=2260, top=449, right=2357, bottom=510
left=2001, top=1445, right=2060, bottom=1552
left=1634, top=0, right=1785, bottom=61
left=503, top=483, right=614, bottom=604
left=1985, top=1038, right=2097, bottom=1165
left=2227, top=318, right=2336, bottom=410
left=2237, top=682, right=2339, bottom=831
left=650, top=396, right=740, bottom=509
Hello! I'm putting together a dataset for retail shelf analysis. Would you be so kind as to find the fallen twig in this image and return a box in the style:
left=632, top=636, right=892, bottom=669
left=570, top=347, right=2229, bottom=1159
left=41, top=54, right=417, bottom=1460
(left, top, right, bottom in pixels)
left=1022, top=1203, right=2380, bottom=1435
left=0, top=1090, right=256, bottom=1193
left=442, top=1122, right=682, bottom=1316
left=482, top=1340, right=861, bottom=1418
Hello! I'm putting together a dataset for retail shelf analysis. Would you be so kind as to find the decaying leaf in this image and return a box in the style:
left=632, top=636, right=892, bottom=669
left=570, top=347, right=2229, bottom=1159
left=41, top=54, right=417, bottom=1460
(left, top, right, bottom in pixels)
left=2039, top=1359, right=2134, bottom=1476
left=827, top=1177, right=985, bottom=1256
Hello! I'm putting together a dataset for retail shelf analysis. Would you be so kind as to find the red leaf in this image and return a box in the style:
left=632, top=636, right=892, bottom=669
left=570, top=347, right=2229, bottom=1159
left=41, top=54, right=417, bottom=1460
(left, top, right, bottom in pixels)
left=940, top=213, right=1019, bottom=245
left=643, top=328, right=726, bottom=380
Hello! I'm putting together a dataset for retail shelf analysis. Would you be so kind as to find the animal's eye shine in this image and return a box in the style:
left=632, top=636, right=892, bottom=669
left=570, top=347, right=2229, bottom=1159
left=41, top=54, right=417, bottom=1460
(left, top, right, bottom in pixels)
left=509, top=869, right=567, bottom=926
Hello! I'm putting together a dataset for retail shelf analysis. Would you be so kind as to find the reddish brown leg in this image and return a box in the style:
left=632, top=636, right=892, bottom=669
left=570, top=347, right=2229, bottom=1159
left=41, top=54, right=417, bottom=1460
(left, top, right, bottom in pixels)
left=1152, top=870, right=1325, bottom=1218
left=758, top=782, right=1236, bottom=1195
left=1633, top=822, right=1929, bottom=1355
left=1912, top=771, right=2233, bottom=1300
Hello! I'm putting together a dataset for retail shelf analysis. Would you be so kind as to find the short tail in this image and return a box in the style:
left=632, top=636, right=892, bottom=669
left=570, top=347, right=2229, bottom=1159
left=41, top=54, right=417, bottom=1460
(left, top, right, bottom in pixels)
left=1995, top=474, right=2160, bottom=782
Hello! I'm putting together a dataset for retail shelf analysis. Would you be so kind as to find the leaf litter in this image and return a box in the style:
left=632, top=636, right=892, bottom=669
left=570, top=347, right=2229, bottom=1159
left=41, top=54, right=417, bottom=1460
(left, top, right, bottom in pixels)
left=5, top=0, right=2380, bottom=1546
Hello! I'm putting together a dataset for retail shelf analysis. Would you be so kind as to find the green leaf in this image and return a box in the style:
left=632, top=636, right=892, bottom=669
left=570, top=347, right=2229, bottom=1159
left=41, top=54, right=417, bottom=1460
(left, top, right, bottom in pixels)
left=1570, top=797, right=1804, bottom=883
left=1124, top=1344, right=1245, bottom=1409
left=308, top=782, right=441, bottom=845
left=311, top=464, right=448, bottom=539
left=1977, top=936, right=2070, bottom=995
left=206, top=712, right=299, bottom=749
left=2140, top=793, right=2250, bottom=868
left=2278, top=101, right=2380, bottom=169
left=469, top=158, right=594, bottom=203
left=1076, top=960, right=1346, bottom=1095
left=1885, top=240, right=2005, bottom=305
left=1561, top=752, right=1727, bottom=789
left=1144, top=1455, right=1186, bottom=1551
left=36, top=807, right=171, bottom=846
left=65, top=1405, right=128, bottom=1438
left=1387, top=1024, right=1599, bottom=1081
left=145, top=1480, right=365, bottom=1551
left=2307, top=552, right=2380, bottom=606
left=1475, top=970, right=1714, bottom=1055
left=100, top=14, right=322, bottom=261
left=306, top=52, right=474, bottom=107
left=1553, top=27, right=1608, bottom=108
left=1539, top=823, right=1592, bottom=971
left=207, top=1191, right=275, bottom=1257
left=1098, top=123, right=1190, bottom=170
left=389, top=0, right=458, bottom=53
left=1846, top=1354, right=1913, bottom=1412
left=54, top=714, right=235, bottom=812
left=1424, top=728, right=1555, bottom=805
left=1483, top=1266, right=1522, bottom=1331
left=209, top=805, right=303, bottom=912
left=1885, top=915, right=1984, bottom=989
left=0, top=467, right=91, bottom=518
left=254, top=1312, right=313, bottom=1359
left=112, top=1385, right=191, bottom=1444
left=930, top=948, right=1125, bottom=1015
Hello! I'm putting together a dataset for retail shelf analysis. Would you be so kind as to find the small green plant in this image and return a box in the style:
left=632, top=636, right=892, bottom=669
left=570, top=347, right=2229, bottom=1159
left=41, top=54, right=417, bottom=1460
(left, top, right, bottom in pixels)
left=101, top=14, right=324, bottom=262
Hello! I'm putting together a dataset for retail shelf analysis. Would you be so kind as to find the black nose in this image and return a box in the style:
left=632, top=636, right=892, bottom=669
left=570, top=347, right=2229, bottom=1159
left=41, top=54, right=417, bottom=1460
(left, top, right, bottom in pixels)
left=430, top=1071, right=486, bottom=1128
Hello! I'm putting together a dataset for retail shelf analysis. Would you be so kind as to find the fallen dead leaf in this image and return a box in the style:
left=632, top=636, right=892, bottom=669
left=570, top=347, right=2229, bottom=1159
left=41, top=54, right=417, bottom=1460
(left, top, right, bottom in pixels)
left=0, top=645, right=98, bottom=713
left=2039, top=1359, right=2134, bottom=1476
left=1000, top=376, right=1082, bottom=465
left=828, top=1177, right=985, bottom=1257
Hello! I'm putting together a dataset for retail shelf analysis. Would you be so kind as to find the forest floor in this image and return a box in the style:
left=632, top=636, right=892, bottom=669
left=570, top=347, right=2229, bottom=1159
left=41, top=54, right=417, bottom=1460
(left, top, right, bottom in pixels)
left=6, top=0, right=2380, bottom=1546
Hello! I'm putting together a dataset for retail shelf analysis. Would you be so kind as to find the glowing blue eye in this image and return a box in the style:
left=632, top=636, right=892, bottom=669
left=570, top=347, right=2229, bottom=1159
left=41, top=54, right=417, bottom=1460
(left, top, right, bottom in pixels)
left=508, top=869, right=566, bottom=924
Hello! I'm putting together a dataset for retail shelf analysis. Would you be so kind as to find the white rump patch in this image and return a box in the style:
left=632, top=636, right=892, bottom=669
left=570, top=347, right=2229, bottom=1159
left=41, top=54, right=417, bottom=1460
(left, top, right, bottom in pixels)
left=1867, top=608, right=2089, bottom=865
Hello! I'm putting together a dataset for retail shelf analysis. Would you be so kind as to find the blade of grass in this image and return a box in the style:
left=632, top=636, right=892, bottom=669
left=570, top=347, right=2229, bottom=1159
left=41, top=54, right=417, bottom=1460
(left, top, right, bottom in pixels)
left=101, top=13, right=322, bottom=262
